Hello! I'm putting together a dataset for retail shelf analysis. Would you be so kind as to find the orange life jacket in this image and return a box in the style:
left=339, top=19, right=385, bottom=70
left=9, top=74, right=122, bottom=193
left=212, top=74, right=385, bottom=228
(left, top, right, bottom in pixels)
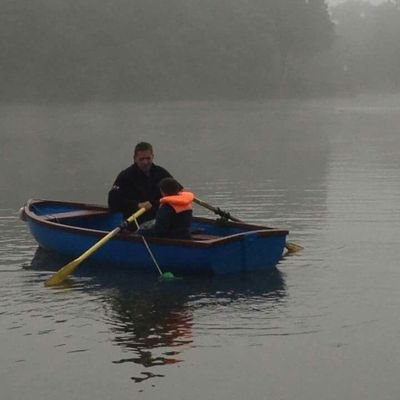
left=160, top=191, right=194, bottom=213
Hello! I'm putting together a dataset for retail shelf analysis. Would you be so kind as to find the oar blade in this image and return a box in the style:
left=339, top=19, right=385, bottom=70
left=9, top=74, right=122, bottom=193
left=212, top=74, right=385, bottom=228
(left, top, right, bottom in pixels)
left=285, top=241, right=304, bottom=253
left=45, top=258, right=82, bottom=286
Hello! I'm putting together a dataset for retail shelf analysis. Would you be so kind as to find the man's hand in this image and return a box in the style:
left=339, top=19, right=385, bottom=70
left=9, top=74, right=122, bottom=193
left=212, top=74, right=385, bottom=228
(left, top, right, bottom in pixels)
left=138, top=201, right=152, bottom=211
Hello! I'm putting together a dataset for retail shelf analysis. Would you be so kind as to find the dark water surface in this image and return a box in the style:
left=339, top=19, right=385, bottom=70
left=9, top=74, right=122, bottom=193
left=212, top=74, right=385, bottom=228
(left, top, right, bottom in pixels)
left=1, top=96, right=400, bottom=399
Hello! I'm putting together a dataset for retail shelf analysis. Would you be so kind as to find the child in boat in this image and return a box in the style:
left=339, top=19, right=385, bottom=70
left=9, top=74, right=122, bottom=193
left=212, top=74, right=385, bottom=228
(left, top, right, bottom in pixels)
left=137, top=177, right=194, bottom=239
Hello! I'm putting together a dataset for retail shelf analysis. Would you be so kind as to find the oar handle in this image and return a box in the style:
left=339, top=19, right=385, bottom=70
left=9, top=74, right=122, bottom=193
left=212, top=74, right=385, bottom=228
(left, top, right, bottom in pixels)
left=119, top=207, right=147, bottom=229
left=126, top=208, right=147, bottom=224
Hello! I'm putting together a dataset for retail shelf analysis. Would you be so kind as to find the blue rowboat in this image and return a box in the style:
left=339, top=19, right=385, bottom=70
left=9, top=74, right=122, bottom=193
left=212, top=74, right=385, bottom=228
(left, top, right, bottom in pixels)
left=21, top=199, right=289, bottom=275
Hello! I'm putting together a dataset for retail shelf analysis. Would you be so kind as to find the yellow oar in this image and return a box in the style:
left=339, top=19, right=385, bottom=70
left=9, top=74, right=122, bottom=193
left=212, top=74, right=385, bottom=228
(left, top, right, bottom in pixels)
left=283, top=241, right=303, bottom=253
left=45, top=208, right=146, bottom=287
left=193, top=197, right=303, bottom=253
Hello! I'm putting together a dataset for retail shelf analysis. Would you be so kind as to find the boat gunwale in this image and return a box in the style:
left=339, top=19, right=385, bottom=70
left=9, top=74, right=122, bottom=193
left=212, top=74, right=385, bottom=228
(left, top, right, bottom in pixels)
left=23, top=199, right=289, bottom=248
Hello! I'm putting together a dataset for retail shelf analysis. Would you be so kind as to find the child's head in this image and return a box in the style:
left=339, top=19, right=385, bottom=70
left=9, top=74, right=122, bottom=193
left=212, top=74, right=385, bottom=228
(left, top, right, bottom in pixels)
left=159, top=177, right=181, bottom=196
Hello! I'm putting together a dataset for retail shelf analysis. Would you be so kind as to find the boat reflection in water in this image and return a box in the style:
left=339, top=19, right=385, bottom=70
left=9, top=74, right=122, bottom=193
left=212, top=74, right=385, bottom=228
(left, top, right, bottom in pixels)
left=107, top=280, right=194, bottom=382
left=28, top=246, right=286, bottom=383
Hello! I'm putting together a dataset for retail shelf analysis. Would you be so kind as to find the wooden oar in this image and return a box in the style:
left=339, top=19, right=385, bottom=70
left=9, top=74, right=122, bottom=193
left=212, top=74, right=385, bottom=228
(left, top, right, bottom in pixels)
left=45, top=208, right=146, bottom=287
left=193, top=197, right=303, bottom=253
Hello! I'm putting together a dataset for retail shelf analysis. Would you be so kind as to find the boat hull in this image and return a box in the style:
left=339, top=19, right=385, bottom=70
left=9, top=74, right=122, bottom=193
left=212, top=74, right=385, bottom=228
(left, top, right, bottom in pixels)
left=22, top=199, right=289, bottom=275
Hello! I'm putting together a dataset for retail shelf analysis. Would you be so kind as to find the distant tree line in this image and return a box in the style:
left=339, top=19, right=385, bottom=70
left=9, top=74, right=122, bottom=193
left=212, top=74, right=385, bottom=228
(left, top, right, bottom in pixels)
left=330, top=0, right=400, bottom=94
left=0, top=0, right=399, bottom=101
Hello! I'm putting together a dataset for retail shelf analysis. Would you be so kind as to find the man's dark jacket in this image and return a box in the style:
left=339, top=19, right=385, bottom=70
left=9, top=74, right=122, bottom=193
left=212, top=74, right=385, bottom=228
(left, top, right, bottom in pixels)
left=108, top=163, right=172, bottom=222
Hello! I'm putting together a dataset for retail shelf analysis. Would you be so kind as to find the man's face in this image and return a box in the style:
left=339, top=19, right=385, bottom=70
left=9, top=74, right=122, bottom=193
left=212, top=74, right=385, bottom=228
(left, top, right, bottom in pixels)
left=134, top=150, right=154, bottom=174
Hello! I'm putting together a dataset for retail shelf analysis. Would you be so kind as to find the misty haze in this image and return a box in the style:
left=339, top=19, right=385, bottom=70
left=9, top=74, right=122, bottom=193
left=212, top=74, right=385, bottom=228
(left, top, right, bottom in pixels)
left=1, top=1, right=400, bottom=400
left=2, top=0, right=400, bottom=101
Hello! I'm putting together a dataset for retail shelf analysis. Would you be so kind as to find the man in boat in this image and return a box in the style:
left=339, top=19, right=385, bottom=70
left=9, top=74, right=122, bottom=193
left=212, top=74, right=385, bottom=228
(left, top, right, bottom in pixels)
left=137, top=177, right=194, bottom=239
left=108, top=142, right=177, bottom=223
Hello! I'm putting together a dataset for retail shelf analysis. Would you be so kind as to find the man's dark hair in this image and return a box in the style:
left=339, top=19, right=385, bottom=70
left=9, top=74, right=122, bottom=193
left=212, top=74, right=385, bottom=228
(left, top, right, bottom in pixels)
left=159, top=178, right=181, bottom=196
left=134, top=142, right=153, bottom=156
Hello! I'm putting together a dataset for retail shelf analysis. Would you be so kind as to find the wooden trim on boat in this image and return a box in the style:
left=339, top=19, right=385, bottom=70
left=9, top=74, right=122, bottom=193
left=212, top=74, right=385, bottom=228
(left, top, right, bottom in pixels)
left=191, top=233, right=220, bottom=241
left=41, top=209, right=109, bottom=221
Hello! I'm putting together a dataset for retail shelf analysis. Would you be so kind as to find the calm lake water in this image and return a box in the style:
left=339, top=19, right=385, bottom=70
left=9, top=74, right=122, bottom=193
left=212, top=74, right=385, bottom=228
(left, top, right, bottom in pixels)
left=1, top=96, right=400, bottom=399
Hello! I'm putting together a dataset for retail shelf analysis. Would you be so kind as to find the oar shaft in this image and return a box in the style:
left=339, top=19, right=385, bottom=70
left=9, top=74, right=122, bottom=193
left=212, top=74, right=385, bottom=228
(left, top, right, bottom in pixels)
left=193, top=197, right=216, bottom=213
left=72, top=207, right=147, bottom=264
left=194, top=197, right=241, bottom=222
left=194, top=197, right=303, bottom=253
left=74, top=227, right=120, bottom=263
left=45, top=207, right=146, bottom=286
